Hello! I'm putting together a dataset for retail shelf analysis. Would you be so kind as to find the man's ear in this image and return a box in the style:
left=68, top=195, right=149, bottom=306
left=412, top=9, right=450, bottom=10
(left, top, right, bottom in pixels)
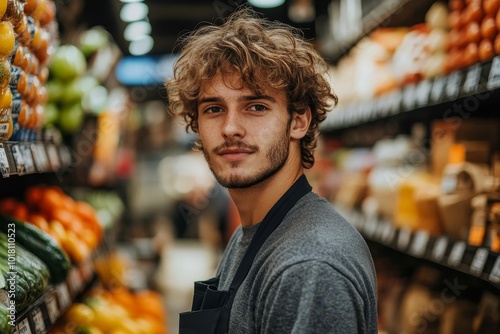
left=290, top=107, right=312, bottom=140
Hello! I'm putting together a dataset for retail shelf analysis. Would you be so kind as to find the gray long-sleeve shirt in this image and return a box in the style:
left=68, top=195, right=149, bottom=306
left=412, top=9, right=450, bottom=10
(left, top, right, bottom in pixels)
left=216, top=192, right=378, bottom=333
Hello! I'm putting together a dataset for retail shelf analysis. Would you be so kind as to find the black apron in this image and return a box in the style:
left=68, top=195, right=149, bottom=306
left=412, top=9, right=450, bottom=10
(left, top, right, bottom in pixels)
left=179, top=175, right=312, bottom=334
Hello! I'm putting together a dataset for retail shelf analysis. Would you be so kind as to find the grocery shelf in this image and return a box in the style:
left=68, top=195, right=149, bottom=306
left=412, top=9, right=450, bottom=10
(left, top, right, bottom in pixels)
left=0, top=142, right=73, bottom=178
left=320, top=0, right=436, bottom=65
left=321, top=57, right=500, bottom=132
left=9, top=240, right=109, bottom=334
left=335, top=204, right=500, bottom=292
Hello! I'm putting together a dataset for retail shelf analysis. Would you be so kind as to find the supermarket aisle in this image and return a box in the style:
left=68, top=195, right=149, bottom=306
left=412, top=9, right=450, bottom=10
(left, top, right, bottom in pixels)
left=155, top=239, right=221, bottom=334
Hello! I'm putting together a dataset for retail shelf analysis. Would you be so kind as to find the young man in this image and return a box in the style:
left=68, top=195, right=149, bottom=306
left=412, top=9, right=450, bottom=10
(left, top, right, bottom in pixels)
left=167, top=7, right=377, bottom=334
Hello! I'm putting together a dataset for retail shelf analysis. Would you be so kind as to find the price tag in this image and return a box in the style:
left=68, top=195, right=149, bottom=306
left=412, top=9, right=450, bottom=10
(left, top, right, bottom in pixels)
left=374, top=220, right=386, bottom=241
left=470, top=247, right=489, bottom=276
left=487, top=55, right=500, bottom=90
left=446, top=71, right=463, bottom=100
left=489, top=256, right=500, bottom=284
left=397, top=228, right=412, bottom=251
left=415, top=79, right=431, bottom=106
left=448, top=241, right=466, bottom=267
left=431, top=76, right=446, bottom=102
left=30, top=307, right=45, bottom=332
left=381, top=222, right=396, bottom=244
left=463, top=63, right=482, bottom=94
left=47, top=144, right=62, bottom=171
left=18, top=144, right=35, bottom=174
left=31, top=143, right=49, bottom=172
left=16, top=318, right=31, bottom=334
left=402, top=84, right=416, bottom=110
left=0, top=143, right=10, bottom=177
left=364, top=103, right=373, bottom=122
left=431, top=237, right=448, bottom=262
left=56, top=283, right=71, bottom=310
left=409, top=230, right=429, bottom=257
left=46, top=294, right=59, bottom=323
left=11, top=144, right=26, bottom=175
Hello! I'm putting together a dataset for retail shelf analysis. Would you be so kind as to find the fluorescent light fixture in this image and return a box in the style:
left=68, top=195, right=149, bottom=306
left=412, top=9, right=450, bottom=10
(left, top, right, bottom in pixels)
left=120, top=2, right=149, bottom=22
left=129, top=35, right=154, bottom=55
left=124, top=20, right=152, bottom=41
left=248, top=0, right=285, bottom=8
left=120, top=0, right=143, bottom=3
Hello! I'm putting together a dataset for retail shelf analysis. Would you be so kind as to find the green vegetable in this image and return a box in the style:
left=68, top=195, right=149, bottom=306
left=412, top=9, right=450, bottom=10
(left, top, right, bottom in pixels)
left=0, top=214, right=71, bottom=283
left=0, top=231, right=50, bottom=311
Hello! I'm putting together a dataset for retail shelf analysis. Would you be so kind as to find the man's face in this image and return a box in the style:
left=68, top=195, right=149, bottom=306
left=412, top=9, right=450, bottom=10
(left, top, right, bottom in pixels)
left=196, top=71, right=291, bottom=189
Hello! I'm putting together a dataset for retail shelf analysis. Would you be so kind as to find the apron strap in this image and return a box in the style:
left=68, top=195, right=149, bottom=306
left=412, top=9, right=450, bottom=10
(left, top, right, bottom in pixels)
left=219, top=174, right=312, bottom=332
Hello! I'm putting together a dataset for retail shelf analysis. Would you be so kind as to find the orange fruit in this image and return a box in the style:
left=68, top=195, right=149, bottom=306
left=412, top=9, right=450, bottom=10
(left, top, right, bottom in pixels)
left=0, top=86, right=12, bottom=110
left=0, top=21, right=15, bottom=58
left=29, top=214, right=50, bottom=232
left=0, top=197, right=19, bottom=214
left=24, top=0, right=39, bottom=15
left=11, top=202, right=29, bottom=221
left=0, top=0, right=7, bottom=18
left=25, top=185, right=45, bottom=209
left=17, top=101, right=30, bottom=127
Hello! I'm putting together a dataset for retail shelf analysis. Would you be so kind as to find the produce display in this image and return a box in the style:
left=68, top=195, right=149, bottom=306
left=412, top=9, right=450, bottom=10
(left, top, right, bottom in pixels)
left=446, top=0, right=500, bottom=71
left=0, top=0, right=57, bottom=142
left=51, top=287, right=167, bottom=334
left=0, top=214, right=70, bottom=283
left=330, top=0, right=500, bottom=106
left=0, top=184, right=104, bottom=264
left=45, top=27, right=112, bottom=137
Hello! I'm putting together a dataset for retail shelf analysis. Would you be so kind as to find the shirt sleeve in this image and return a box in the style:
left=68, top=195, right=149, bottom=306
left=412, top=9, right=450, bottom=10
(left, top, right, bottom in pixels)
left=259, top=260, right=374, bottom=334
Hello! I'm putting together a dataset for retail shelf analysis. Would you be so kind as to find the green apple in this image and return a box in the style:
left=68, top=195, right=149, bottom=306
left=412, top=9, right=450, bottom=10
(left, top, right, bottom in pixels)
left=43, top=103, right=59, bottom=127
left=47, top=79, right=64, bottom=103
left=79, top=27, right=110, bottom=57
left=60, top=75, right=99, bottom=104
left=58, top=102, right=84, bottom=134
left=49, top=45, right=87, bottom=81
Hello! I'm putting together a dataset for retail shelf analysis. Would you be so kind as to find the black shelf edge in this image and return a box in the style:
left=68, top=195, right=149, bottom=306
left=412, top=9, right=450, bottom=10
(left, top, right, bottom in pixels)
left=321, top=56, right=500, bottom=133
left=334, top=204, right=500, bottom=292
left=0, top=142, right=73, bottom=179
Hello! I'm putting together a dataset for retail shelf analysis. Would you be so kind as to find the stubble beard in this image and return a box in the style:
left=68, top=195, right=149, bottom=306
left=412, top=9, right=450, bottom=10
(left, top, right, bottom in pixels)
left=201, top=130, right=290, bottom=189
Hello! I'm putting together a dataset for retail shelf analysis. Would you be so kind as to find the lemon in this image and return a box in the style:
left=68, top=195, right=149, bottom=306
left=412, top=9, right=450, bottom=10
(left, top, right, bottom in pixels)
left=0, top=21, right=15, bottom=58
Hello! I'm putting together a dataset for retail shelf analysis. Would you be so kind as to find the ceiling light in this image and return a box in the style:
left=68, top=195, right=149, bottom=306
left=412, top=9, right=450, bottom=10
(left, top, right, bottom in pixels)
left=248, top=0, right=285, bottom=9
left=120, top=2, right=149, bottom=22
left=124, top=21, right=151, bottom=41
left=128, top=35, right=154, bottom=55
left=120, top=0, right=144, bottom=3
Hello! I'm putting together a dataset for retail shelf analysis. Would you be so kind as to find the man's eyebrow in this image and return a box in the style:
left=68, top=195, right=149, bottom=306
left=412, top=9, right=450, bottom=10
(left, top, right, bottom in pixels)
left=198, top=95, right=277, bottom=104
left=239, top=95, right=277, bottom=103
left=198, top=97, right=223, bottom=104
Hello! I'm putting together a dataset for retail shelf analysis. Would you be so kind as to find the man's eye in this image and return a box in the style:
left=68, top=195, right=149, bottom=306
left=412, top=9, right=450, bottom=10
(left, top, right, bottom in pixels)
left=205, top=106, right=223, bottom=114
left=249, top=104, right=266, bottom=112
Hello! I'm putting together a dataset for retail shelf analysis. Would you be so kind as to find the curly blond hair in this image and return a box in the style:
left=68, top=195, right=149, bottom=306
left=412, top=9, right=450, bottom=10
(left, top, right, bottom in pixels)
left=166, top=7, right=337, bottom=169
